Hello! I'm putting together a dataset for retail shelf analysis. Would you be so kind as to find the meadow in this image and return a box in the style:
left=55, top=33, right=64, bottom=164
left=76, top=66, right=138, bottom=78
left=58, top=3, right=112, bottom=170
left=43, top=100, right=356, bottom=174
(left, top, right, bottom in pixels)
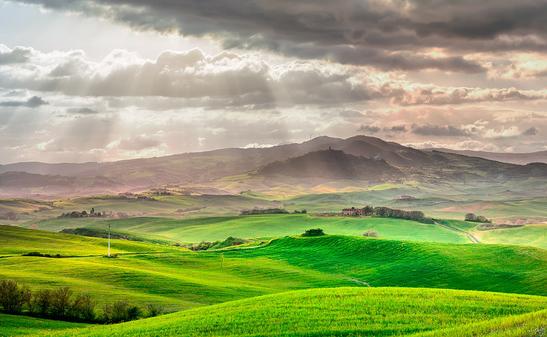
left=0, top=226, right=545, bottom=317
left=31, top=214, right=470, bottom=244
left=28, top=287, right=547, bottom=337
left=1, top=189, right=545, bottom=336
left=0, top=314, right=87, bottom=337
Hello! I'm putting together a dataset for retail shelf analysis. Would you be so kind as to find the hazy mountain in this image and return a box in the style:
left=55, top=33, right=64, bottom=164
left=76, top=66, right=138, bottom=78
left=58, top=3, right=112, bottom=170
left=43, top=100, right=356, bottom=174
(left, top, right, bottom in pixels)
left=427, top=148, right=547, bottom=165
left=258, top=149, right=402, bottom=180
left=1, top=135, right=547, bottom=197
left=0, top=172, right=121, bottom=197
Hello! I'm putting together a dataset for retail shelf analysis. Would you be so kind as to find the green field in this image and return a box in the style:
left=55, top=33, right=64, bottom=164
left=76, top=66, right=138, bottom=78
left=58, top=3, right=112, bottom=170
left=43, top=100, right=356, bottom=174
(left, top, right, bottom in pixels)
left=1, top=206, right=545, bottom=336
left=0, top=226, right=545, bottom=316
left=0, top=314, right=87, bottom=337
left=30, top=287, right=547, bottom=337
left=473, top=224, right=547, bottom=249
left=31, top=214, right=471, bottom=244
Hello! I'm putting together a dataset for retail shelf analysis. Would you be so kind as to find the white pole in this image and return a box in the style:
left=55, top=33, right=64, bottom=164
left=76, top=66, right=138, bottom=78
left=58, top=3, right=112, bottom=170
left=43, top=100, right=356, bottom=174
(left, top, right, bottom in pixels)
left=107, top=224, right=111, bottom=257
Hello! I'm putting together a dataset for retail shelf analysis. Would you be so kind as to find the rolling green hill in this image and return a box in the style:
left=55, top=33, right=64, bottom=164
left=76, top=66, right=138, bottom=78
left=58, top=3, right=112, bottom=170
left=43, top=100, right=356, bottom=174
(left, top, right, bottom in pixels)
left=1, top=226, right=545, bottom=315
left=0, top=314, right=87, bottom=337
left=35, top=287, right=547, bottom=337
left=0, top=225, right=545, bottom=336
left=224, top=235, right=547, bottom=296
left=31, top=214, right=470, bottom=244
left=473, top=223, right=547, bottom=249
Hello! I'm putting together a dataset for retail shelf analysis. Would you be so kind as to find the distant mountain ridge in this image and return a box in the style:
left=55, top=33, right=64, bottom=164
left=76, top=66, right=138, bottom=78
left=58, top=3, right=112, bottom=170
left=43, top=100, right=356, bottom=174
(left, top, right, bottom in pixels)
left=1, top=135, right=547, bottom=197
left=426, top=148, right=547, bottom=165
left=258, top=149, right=401, bottom=180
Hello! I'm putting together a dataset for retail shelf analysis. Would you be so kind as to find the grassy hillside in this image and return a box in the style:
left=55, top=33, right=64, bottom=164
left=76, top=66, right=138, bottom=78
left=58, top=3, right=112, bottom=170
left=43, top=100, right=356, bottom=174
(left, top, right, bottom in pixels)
left=0, top=226, right=350, bottom=311
left=0, top=225, right=174, bottom=256
left=38, top=288, right=547, bottom=337
left=415, top=309, right=547, bottom=337
left=32, top=214, right=470, bottom=244
left=473, top=223, right=547, bottom=249
left=0, top=314, right=87, bottom=337
left=224, top=235, right=547, bottom=296
left=0, top=226, right=545, bottom=315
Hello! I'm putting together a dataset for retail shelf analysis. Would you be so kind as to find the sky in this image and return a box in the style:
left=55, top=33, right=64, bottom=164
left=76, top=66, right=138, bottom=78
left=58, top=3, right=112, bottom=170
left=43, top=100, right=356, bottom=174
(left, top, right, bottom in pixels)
left=0, top=0, right=546, bottom=163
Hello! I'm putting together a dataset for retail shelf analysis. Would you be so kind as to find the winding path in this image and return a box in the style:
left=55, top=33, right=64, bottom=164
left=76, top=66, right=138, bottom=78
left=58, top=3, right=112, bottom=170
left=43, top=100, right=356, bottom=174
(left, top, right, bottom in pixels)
left=435, top=221, right=480, bottom=244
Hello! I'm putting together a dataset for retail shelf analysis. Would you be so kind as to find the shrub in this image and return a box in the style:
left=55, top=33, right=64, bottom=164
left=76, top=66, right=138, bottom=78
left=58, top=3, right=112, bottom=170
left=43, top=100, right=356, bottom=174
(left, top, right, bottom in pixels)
left=0, top=280, right=31, bottom=314
left=30, top=289, right=52, bottom=315
left=49, top=287, right=73, bottom=318
left=103, top=300, right=141, bottom=323
left=363, top=230, right=378, bottom=237
left=302, top=228, right=325, bottom=237
left=145, top=303, right=164, bottom=317
left=69, top=294, right=95, bottom=321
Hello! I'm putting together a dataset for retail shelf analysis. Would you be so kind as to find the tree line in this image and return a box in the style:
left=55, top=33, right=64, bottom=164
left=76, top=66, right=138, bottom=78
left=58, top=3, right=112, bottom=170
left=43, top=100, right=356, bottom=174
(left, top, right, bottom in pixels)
left=0, top=280, right=162, bottom=324
left=342, top=205, right=433, bottom=223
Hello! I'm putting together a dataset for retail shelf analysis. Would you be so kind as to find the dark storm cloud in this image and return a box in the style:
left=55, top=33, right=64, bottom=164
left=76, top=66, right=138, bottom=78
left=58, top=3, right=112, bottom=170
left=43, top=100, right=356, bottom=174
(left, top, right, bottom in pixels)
left=0, top=46, right=31, bottom=64
left=12, top=0, right=547, bottom=71
left=411, top=124, right=470, bottom=137
left=0, top=96, right=48, bottom=108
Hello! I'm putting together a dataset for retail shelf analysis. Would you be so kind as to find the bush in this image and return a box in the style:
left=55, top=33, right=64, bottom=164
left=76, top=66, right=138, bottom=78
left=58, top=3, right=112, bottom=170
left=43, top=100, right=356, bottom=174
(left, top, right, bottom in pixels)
left=103, top=300, right=141, bottom=323
left=302, top=228, right=325, bottom=237
left=363, top=230, right=378, bottom=237
left=145, top=303, right=164, bottom=317
left=49, top=287, right=73, bottom=318
left=30, top=289, right=52, bottom=315
left=0, top=280, right=31, bottom=314
left=69, top=294, right=95, bottom=321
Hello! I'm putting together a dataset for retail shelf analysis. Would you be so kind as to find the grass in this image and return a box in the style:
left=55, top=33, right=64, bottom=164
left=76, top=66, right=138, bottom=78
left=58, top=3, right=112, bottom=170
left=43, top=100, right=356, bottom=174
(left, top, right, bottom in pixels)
left=31, top=214, right=470, bottom=244
left=0, top=226, right=544, bottom=315
left=0, top=225, right=174, bottom=256
left=414, top=309, right=547, bottom=337
left=0, top=225, right=545, bottom=336
left=473, top=224, right=547, bottom=249
left=223, top=235, right=547, bottom=296
left=37, top=287, right=547, bottom=337
left=0, top=314, right=87, bottom=337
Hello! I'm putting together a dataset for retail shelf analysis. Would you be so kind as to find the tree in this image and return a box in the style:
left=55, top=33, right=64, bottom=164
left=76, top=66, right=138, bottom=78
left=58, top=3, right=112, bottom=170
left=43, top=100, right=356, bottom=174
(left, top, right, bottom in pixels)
left=302, top=228, right=325, bottom=237
left=103, top=300, right=141, bottom=323
left=145, top=303, right=164, bottom=317
left=30, top=289, right=52, bottom=315
left=69, top=294, right=95, bottom=321
left=49, top=287, right=73, bottom=318
left=0, top=280, right=31, bottom=314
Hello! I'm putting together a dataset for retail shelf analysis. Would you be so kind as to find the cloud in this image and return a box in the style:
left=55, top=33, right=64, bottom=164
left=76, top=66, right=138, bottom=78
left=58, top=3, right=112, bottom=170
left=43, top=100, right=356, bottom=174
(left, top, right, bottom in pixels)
left=66, top=107, right=99, bottom=114
left=0, top=45, right=31, bottom=65
left=13, top=0, right=547, bottom=72
left=0, top=47, right=381, bottom=107
left=117, top=135, right=162, bottom=151
left=387, top=125, right=407, bottom=133
left=412, top=124, right=470, bottom=137
left=357, top=125, right=381, bottom=134
left=0, top=96, right=48, bottom=108
left=389, top=86, right=547, bottom=106
left=2, top=45, right=546, bottom=109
